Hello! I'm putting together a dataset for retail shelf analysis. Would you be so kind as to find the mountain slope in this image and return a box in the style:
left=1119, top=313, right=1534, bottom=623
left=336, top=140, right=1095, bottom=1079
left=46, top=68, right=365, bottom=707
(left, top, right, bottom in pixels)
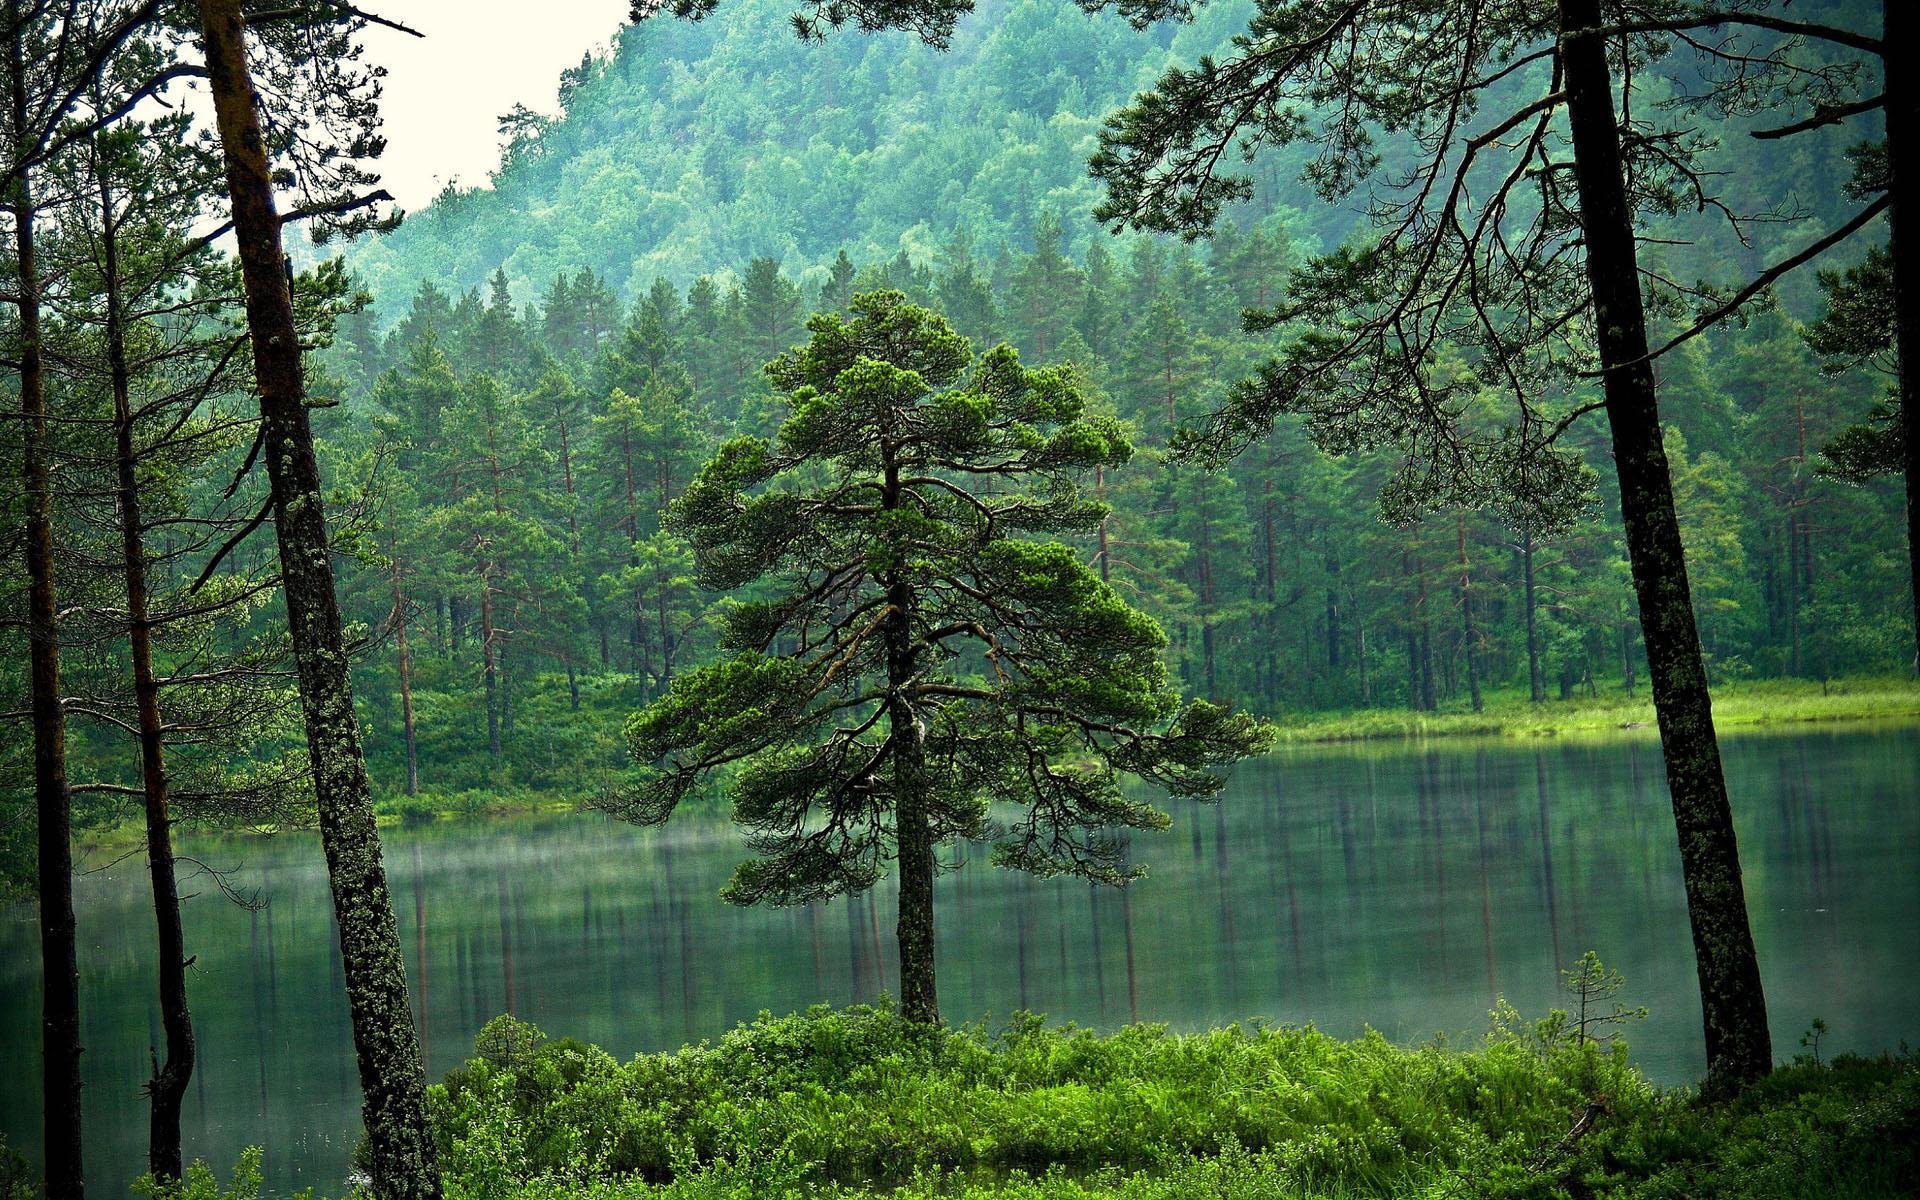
left=346, top=0, right=1282, bottom=312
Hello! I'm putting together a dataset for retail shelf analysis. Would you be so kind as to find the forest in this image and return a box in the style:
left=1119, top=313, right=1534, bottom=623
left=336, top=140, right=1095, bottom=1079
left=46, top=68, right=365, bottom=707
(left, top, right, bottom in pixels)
left=2, top=0, right=1918, bottom=1199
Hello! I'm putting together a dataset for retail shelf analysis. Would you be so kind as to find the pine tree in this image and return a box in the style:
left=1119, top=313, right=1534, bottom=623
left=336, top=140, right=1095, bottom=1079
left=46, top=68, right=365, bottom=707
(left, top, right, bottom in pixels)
left=605, top=291, right=1270, bottom=1023
left=430, top=372, right=572, bottom=770
left=1010, top=209, right=1081, bottom=360
left=738, top=255, right=806, bottom=367
left=193, top=1, right=441, bottom=1190
left=1091, top=0, right=1789, bottom=1089
left=934, top=228, right=999, bottom=348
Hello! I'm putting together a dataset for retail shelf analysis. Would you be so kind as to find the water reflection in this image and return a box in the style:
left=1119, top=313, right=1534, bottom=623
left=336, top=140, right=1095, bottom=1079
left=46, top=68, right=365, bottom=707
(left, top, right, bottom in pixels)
left=2, top=727, right=1917, bottom=1195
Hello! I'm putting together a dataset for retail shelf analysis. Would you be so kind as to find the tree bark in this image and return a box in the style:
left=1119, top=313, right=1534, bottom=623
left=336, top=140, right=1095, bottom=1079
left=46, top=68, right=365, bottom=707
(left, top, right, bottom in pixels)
left=1457, top=515, right=1482, bottom=713
left=1324, top=548, right=1341, bottom=670
left=1413, top=555, right=1437, bottom=711
left=193, top=2, right=442, bottom=1192
left=1357, top=625, right=1370, bottom=706
left=389, top=543, right=420, bottom=797
left=480, top=577, right=501, bottom=768
left=100, top=148, right=195, bottom=1183
left=881, top=433, right=937, bottom=1023
left=1095, top=465, right=1112, bottom=584
left=1560, top=0, right=1771, bottom=1090
left=1787, top=511, right=1802, bottom=676
left=10, top=11, right=83, bottom=1192
left=1522, top=530, right=1544, bottom=703
left=1882, top=0, right=1920, bottom=671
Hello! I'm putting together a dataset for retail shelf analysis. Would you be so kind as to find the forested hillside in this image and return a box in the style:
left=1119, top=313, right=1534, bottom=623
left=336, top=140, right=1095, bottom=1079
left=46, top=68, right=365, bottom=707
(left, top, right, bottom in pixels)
left=343, top=0, right=1871, bottom=315
left=345, top=0, right=1281, bottom=303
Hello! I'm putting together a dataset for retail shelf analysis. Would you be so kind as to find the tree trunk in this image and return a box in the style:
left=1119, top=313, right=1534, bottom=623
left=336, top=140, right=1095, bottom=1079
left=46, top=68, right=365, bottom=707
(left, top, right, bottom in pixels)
left=1414, top=557, right=1437, bottom=711
left=480, top=579, right=501, bottom=769
left=1261, top=442, right=1280, bottom=696
left=1325, top=548, right=1341, bottom=670
left=1883, top=0, right=1920, bottom=671
left=1522, top=530, right=1544, bottom=703
left=100, top=152, right=195, bottom=1182
left=10, top=14, right=83, bottom=1191
left=389, top=547, right=419, bottom=797
left=1095, top=465, right=1112, bottom=584
left=1457, top=515, right=1482, bottom=713
left=1196, top=476, right=1218, bottom=698
left=1560, top=0, right=1771, bottom=1090
left=556, top=406, right=584, bottom=712
left=880, top=438, right=937, bottom=1023
left=656, top=570, right=675, bottom=684
left=1358, top=625, right=1370, bottom=706
left=193, top=2, right=442, bottom=1192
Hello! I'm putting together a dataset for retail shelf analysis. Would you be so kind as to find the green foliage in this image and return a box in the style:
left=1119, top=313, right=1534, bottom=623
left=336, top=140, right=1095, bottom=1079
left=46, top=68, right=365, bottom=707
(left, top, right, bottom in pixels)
left=427, top=1005, right=1920, bottom=1200
left=0, top=1135, right=34, bottom=1200
left=131, top=1149, right=276, bottom=1200
left=345, top=0, right=1285, bottom=307
left=305, top=0, right=1906, bottom=803
left=609, top=291, right=1270, bottom=901
left=431, top=1002, right=1642, bottom=1190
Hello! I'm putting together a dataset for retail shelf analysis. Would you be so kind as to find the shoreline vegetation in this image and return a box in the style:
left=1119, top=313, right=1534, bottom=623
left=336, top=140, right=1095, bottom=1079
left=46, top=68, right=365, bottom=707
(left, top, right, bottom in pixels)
left=1270, top=675, right=1920, bottom=746
left=121, top=1002, right=1920, bottom=1200
left=65, top=676, right=1920, bottom=848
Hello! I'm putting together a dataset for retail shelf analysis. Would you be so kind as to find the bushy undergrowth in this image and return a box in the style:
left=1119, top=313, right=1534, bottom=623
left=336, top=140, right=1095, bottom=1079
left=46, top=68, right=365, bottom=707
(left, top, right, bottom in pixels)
left=423, top=1002, right=1919, bottom=1200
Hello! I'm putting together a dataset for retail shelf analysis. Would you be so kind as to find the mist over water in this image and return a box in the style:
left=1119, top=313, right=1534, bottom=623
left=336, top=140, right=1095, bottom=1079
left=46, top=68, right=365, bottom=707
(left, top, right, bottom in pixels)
left=3, top=726, right=1916, bottom=1195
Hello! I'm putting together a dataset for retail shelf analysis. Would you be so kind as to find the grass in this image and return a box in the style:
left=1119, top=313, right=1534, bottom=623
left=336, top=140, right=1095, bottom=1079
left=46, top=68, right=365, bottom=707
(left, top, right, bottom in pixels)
left=1270, top=676, right=1920, bottom=745
left=397, top=1003, right=1918, bottom=1200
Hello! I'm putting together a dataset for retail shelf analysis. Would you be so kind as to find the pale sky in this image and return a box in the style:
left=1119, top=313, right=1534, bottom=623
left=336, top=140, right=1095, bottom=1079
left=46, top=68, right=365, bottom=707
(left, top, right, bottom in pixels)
left=360, top=1, right=631, bottom=209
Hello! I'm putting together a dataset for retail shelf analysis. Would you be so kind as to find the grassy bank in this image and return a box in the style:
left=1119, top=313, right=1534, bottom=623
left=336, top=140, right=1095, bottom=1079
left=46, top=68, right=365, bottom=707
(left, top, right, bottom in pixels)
left=393, top=1004, right=1918, bottom=1200
left=1272, top=676, right=1920, bottom=744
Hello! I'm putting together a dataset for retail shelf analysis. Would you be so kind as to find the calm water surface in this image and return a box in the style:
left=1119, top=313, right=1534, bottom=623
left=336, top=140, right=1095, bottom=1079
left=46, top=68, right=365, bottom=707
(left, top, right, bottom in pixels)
left=3, top=727, right=1917, bottom=1194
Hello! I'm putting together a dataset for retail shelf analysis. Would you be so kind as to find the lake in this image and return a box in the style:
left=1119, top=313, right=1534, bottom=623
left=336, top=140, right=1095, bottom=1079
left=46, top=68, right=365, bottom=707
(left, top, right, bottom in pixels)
left=3, top=725, right=1917, bottom=1195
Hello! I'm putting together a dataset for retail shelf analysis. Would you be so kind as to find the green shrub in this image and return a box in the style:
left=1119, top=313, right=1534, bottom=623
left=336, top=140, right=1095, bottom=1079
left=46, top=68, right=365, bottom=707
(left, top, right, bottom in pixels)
left=431, top=1001, right=1657, bottom=1195
left=427, top=1002, right=1920, bottom=1200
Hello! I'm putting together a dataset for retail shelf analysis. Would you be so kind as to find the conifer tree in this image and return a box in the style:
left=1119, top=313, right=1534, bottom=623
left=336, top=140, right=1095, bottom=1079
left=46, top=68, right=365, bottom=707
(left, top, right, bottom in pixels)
left=192, top=0, right=441, bottom=1192
left=605, top=291, right=1271, bottom=1022
left=1088, top=0, right=1810, bottom=1089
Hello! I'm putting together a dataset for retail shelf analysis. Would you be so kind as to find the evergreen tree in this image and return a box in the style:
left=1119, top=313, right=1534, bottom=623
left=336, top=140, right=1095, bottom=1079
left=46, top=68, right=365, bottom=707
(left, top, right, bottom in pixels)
left=193, top=2, right=442, bottom=1191
left=605, top=292, right=1270, bottom=1022
left=1091, top=0, right=1802, bottom=1089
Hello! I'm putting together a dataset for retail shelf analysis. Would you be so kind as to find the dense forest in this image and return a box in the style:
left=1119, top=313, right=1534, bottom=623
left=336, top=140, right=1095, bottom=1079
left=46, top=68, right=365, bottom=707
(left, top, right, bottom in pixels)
left=307, top=0, right=1909, bottom=804
left=317, top=222, right=1907, bottom=806
left=4, top=0, right=1918, bottom=1197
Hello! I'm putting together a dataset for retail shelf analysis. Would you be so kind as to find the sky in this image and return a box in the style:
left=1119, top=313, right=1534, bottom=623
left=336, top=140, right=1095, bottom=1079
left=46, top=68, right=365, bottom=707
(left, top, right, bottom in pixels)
left=358, top=1, right=631, bottom=209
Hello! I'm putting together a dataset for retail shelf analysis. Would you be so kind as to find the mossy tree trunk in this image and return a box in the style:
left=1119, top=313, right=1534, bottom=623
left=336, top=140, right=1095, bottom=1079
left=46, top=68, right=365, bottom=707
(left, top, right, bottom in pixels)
left=193, top=1, right=442, bottom=1193
left=1559, top=0, right=1771, bottom=1090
